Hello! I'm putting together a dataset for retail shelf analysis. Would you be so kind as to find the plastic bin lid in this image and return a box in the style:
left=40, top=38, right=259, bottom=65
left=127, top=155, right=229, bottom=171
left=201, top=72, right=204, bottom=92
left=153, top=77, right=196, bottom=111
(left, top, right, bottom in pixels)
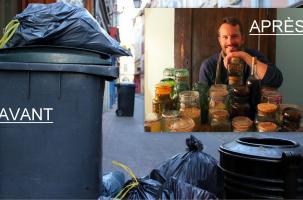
left=0, top=46, right=118, bottom=80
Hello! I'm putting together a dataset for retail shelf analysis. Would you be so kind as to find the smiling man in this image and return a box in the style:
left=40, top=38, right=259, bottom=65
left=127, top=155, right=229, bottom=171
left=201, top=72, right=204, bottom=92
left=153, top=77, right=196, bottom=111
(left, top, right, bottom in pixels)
left=199, top=17, right=283, bottom=87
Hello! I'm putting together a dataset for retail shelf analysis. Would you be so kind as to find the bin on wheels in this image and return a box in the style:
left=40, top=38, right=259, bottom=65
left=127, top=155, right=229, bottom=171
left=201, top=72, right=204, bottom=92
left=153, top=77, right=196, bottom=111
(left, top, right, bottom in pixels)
left=115, top=83, right=135, bottom=117
left=0, top=46, right=118, bottom=199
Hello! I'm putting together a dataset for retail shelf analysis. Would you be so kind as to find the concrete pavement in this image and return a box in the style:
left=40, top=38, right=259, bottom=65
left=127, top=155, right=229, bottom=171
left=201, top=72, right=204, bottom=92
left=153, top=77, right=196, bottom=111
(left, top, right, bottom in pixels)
left=102, top=94, right=303, bottom=178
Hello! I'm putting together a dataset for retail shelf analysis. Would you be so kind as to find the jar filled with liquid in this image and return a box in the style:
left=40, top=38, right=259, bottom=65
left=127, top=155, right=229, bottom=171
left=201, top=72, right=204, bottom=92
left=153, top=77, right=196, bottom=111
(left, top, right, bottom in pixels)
left=152, top=83, right=174, bottom=116
left=144, top=113, right=161, bottom=132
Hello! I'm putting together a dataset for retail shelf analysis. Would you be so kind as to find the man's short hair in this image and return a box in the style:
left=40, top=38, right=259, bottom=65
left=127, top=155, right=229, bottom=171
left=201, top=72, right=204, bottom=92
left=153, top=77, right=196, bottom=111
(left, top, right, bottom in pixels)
left=218, top=17, right=244, bottom=36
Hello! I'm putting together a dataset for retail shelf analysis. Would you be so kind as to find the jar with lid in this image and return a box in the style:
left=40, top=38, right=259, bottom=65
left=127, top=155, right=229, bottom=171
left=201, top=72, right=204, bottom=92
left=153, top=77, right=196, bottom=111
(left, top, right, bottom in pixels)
left=227, top=57, right=244, bottom=86
left=210, top=110, right=231, bottom=132
left=162, top=110, right=180, bottom=132
left=255, top=103, right=278, bottom=126
left=179, top=91, right=201, bottom=131
left=152, top=83, right=174, bottom=116
left=232, top=116, right=253, bottom=132
left=208, top=84, right=229, bottom=111
left=144, top=113, right=162, bottom=132
left=261, top=87, right=282, bottom=105
left=257, top=122, right=278, bottom=132
left=160, top=68, right=176, bottom=97
left=169, top=116, right=195, bottom=132
left=192, top=82, right=209, bottom=124
left=175, top=68, right=189, bottom=84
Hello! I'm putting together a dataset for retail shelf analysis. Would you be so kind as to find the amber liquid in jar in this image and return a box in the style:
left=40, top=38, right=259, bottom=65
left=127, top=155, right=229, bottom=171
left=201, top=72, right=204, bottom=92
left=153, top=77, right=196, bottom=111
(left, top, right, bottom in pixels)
left=152, top=83, right=174, bottom=116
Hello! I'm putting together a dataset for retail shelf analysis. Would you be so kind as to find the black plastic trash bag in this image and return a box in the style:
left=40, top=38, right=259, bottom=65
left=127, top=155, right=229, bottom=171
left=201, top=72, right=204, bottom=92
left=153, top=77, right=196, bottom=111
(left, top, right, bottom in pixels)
left=4, top=2, right=131, bottom=56
left=160, top=177, right=218, bottom=200
left=118, top=178, right=162, bottom=200
left=150, top=135, right=224, bottom=197
left=101, top=171, right=125, bottom=197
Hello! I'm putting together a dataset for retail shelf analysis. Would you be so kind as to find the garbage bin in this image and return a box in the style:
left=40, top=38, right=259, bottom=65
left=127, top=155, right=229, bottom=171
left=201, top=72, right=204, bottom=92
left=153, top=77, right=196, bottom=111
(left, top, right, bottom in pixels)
left=0, top=46, right=118, bottom=199
left=115, top=83, right=135, bottom=117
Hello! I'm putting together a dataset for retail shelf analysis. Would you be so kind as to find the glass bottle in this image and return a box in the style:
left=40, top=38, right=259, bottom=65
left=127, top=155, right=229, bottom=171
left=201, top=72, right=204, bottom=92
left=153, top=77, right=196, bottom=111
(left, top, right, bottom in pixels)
left=247, top=57, right=261, bottom=119
left=179, top=91, right=201, bottom=131
left=210, top=110, right=231, bottom=132
left=152, top=83, right=174, bottom=117
left=160, top=68, right=176, bottom=97
left=192, top=82, right=209, bottom=124
left=228, top=57, right=244, bottom=86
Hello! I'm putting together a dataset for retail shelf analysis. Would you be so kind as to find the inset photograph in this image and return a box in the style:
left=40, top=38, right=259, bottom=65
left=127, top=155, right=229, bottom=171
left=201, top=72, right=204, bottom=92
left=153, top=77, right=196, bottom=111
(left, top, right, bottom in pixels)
left=144, top=8, right=303, bottom=132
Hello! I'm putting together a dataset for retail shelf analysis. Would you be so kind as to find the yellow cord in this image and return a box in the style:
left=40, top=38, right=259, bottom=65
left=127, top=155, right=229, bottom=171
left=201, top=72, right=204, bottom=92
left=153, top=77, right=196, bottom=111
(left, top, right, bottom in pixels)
left=0, top=19, right=20, bottom=48
left=112, top=160, right=139, bottom=200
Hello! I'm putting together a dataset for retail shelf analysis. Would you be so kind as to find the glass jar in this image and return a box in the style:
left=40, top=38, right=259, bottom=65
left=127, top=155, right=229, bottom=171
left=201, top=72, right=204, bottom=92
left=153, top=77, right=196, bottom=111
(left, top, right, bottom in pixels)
left=144, top=113, right=161, bottom=132
left=230, top=102, right=250, bottom=118
left=175, top=68, right=189, bottom=84
left=279, top=105, right=302, bottom=131
left=232, top=116, right=253, bottom=132
left=162, top=110, right=180, bottom=132
left=192, top=82, right=209, bottom=124
left=228, top=57, right=244, bottom=86
left=261, top=87, right=282, bottom=105
left=257, top=122, right=278, bottom=132
left=173, top=82, right=190, bottom=110
left=179, top=91, right=201, bottom=131
left=231, top=85, right=250, bottom=97
left=255, top=103, right=278, bottom=125
left=169, top=116, right=195, bottom=132
left=210, top=110, right=231, bottom=132
left=161, top=68, right=176, bottom=97
left=209, top=84, right=229, bottom=110
left=152, top=83, right=174, bottom=116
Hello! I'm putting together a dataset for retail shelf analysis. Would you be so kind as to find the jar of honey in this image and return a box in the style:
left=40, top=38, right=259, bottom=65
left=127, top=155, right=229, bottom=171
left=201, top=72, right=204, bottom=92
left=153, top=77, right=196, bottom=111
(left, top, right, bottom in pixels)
left=144, top=113, right=161, bottom=132
left=152, top=83, right=174, bottom=116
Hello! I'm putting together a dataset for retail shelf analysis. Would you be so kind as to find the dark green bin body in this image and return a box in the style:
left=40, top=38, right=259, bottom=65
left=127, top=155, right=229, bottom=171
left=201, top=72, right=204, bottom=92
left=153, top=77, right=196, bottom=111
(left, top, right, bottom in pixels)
left=0, top=46, right=118, bottom=198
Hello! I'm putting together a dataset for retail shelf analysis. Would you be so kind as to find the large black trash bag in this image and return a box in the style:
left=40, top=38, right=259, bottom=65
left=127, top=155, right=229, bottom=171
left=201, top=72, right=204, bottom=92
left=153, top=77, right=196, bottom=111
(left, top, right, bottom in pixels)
left=160, top=177, right=218, bottom=200
left=117, top=178, right=162, bottom=200
left=4, top=2, right=131, bottom=56
left=101, top=171, right=125, bottom=197
left=150, top=135, right=224, bottom=197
